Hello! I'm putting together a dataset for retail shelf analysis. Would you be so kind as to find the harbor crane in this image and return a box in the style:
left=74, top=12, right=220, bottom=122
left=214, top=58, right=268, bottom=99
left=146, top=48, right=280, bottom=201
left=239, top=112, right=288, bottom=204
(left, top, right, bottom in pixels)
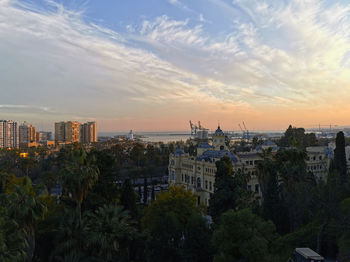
left=238, top=121, right=250, bottom=140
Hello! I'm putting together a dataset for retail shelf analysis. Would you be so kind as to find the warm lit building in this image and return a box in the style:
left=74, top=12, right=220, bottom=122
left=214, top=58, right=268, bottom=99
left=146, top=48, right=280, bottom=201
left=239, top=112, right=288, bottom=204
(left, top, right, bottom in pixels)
left=80, top=122, right=97, bottom=144
left=36, top=131, right=52, bottom=142
left=0, top=120, right=19, bottom=148
left=19, top=122, right=37, bottom=147
left=168, top=126, right=263, bottom=206
left=55, top=121, right=80, bottom=143
left=169, top=126, right=333, bottom=206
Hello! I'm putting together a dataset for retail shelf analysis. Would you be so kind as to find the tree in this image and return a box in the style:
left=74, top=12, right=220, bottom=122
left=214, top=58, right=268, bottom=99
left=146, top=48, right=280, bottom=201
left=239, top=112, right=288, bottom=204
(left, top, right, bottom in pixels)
left=151, top=185, right=155, bottom=202
left=61, top=147, right=99, bottom=249
left=84, top=205, right=137, bottom=261
left=142, top=186, right=197, bottom=229
left=183, top=213, right=214, bottom=262
left=120, top=179, right=137, bottom=218
left=279, top=125, right=317, bottom=148
left=209, top=156, right=253, bottom=224
left=19, top=156, right=36, bottom=177
left=212, top=209, right=278, bottom=262
left=334, top=131, right=347, bottom=184
left=257, top=149, right=288, bottom=234
left=5, top=176, right=47, bottom=262
left=84, top=149, right=119, bottom=210
left=143, top=177, right=148, bottom=204
left=0, top=206, right=27, bottom=262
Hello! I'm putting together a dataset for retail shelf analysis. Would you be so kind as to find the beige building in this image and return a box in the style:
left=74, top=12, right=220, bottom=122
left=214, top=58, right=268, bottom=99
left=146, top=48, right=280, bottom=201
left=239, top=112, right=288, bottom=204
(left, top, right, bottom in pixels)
left=0, top=120, right=18, bottom=148
left=169, top=126, right=262, bottom=206
left=80, top=122, right=97, bottom=144
left=55, top=121, right=80, bottom=143
left=36, top=131, right=52, bottom=142
left=19, top=122, right=37, bottom=147
left=169, top=126, right=333, bottom=206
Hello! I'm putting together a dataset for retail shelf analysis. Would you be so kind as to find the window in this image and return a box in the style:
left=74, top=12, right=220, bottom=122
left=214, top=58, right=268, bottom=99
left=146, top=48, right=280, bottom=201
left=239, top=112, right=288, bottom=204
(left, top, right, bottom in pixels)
left=182, top=174, right=184, bottom=182
left=197, top=177, right=201, bottom=188
left=255, top=184, right=259, bottom=193
left=205, top=180, right=208, bottom=189
left=209, top=181, right=212, bottom=191
left=247, top=185, right=252, bottom=191
left=319, top=156, right=322, bottom=160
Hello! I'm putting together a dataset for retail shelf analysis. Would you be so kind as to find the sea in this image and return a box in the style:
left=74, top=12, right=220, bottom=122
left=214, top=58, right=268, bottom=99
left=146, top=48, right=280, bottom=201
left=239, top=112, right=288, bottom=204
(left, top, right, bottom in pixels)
left=99, top=130, right=285, bottom=143
left=99, top=131, right=191, bottom=143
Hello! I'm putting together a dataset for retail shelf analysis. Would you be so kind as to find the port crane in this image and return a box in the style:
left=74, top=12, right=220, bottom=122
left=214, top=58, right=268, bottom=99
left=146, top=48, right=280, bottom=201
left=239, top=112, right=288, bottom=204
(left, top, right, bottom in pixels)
left=238, top=121, right=250, bottom=140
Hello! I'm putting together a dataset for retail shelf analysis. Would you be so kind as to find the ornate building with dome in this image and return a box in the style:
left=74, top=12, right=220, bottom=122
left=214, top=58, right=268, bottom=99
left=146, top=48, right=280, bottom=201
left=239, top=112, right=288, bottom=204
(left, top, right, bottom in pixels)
left=168, top=125, right=262, bottom=206
left=168, top=125, right=333, bottom=206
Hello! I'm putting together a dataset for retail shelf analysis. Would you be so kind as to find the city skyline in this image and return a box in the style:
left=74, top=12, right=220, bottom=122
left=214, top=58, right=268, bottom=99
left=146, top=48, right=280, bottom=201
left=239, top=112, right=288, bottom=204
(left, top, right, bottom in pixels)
left=2, top=0, right=350, bottom=131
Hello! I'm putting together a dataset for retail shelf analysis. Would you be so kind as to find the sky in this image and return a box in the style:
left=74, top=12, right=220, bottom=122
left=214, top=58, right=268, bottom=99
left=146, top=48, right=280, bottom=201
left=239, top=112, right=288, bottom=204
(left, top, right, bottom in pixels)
left=1, top=0, right=350, bottom=132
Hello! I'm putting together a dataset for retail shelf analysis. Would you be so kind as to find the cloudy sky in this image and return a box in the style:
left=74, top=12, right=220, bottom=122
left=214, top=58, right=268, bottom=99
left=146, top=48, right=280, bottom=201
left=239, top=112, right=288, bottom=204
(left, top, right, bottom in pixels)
left=1, top=0, right=350, bottom=132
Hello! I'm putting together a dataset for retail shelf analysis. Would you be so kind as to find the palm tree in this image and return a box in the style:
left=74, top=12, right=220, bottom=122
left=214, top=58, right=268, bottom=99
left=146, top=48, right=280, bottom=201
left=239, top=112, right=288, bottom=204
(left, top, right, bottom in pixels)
left=256, top=147, right=274, bottom=196
left=84, top=205, right=137, bottom=261
left=0, top=206, right=27, bottom=262
left=19, top=156, right=36, bottom=177
left=6, top=176, right=47, bottom=262
left=60, top=147, right=99, bottom=248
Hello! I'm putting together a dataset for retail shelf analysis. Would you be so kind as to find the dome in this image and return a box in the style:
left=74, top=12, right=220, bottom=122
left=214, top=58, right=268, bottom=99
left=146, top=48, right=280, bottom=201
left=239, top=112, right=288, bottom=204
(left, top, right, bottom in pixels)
left=198, top=142, right=214, bottom=149
left=174, top=148, right=184, bottom=156
left=213, top=125, right=225, bottom=136
left=196, top=149, right=238, bottom=163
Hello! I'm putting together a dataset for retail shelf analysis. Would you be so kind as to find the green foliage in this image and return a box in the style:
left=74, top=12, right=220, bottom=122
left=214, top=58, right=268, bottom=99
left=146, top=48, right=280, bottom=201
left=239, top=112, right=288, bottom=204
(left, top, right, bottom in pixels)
left=84, top=205, right=137, bottom=261
left=0, top=206, right=27, bottom=262
left=143, top=186, right=212, bottom=262
left=334, top=131, right=348, bottom=184
left=183, top=213, right=214, bottom=262
left=213, top=209, right=278, bottom=262
left=120, top=179, right=137, bottom=218
left=142, top=186, right=197, bottom=229
left=279, top=125, right=317, bottom=148
left=209, top=156, right=253, bottom=224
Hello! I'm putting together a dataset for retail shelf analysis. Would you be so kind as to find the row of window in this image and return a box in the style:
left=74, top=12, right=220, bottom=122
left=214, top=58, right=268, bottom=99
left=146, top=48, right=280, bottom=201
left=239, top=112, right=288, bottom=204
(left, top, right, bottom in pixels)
left=307, top=155, right=323, bottom=161
left=308, top=164, right=325, bottom=171
left=205, top=167, right=215, bottom=174
left=182, top=163, right=193, bottom=169
left=181, top=174, right=213, bottom=191
left=244, top=160, right=258, bottom=166
left=247, top=184, right=260, bottom=194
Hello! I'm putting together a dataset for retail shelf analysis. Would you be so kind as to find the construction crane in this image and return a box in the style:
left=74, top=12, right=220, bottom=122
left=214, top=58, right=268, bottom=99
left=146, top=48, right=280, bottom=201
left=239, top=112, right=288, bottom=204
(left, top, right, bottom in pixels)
left=242, top=121, right=250, bottom=140
left=189, top=120, right=197, bottom=136
left=238, top=123, right=247, bottom=141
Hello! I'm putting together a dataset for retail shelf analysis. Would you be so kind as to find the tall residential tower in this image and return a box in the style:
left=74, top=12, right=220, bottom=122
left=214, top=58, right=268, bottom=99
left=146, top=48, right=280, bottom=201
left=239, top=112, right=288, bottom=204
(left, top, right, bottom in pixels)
left=0, top=120, right=19, bottom=148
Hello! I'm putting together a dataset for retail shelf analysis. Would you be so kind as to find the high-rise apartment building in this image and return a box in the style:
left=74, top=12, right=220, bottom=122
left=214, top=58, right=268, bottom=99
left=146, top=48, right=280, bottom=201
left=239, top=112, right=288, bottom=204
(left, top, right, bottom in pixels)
left=55, top=121, right=80, bottom=143
left=36, top=131, right=52, bottom=142
left=80, top=122, right=97, bottom=144
left=19, top=122, right=37, bottom=146
left=0, top=120, right=19, bottom=148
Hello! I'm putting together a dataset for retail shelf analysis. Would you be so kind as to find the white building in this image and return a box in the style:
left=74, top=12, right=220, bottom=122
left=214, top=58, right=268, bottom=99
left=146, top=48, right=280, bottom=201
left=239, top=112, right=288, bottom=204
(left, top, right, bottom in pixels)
left=169, top=125, right=334, bottom=206
left=0, top=120, right=19, bottom=149
left=168, top=126, right=262, bottom=205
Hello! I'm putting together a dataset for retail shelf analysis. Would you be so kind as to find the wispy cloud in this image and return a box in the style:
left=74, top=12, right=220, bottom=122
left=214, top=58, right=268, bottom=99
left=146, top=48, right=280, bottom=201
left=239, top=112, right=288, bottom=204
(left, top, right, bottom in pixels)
left=2, top=0, right=350, bottom=130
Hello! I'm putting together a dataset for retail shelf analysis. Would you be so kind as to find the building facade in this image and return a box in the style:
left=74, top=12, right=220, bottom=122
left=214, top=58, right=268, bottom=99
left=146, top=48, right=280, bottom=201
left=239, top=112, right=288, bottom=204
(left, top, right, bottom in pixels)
left=55, top=121, right=80, bottom=143
left=169, top=126, right=334, bottom=206
left=80, top=122, right=97, bottom=144
left=0, top=120, right=19, bottom=148
left=36, top=131, right=52, bottom=142
left=19, top=122, right=37, bottom=147
left=168, top=126, right=262, bottom=205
